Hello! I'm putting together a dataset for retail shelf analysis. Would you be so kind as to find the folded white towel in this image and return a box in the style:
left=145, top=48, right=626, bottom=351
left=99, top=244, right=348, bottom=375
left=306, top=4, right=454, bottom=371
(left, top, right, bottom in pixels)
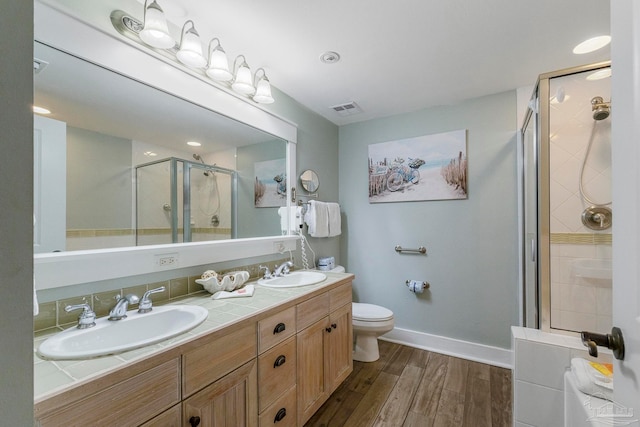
left=570, top=357, right=613, bottom=401
left=327, top=202, right=341, bottom=237
left=305, top=200, right=329, bottom=237
left=211, top=284, right=255, bottom=300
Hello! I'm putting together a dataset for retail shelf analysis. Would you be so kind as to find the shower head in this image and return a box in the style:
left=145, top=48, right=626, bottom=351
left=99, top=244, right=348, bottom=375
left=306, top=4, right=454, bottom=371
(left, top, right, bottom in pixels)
left=192, top=153, right=212, bottom=176
left=591, top=96, right=611, bottom=121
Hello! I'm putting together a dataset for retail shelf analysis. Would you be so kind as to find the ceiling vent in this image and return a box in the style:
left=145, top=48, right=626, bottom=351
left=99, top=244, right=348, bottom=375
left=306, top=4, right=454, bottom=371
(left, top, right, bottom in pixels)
left=330, top=101, right=362, bottom=117
left=33, top=58, right=49, bottom=74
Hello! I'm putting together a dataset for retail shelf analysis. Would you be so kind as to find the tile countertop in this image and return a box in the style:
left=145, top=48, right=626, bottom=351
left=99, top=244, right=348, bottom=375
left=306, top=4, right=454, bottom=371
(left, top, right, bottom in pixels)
left=34, top=271, right=354, bottom=403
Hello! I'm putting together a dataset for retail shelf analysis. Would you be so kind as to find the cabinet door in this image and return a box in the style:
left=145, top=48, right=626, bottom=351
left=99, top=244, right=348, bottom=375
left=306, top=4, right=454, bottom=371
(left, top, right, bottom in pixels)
left=327, top=303, right=353, bottom=393
left=183, top=360, right=258, bottom=427
left=296, top=316, right=330, bottom=426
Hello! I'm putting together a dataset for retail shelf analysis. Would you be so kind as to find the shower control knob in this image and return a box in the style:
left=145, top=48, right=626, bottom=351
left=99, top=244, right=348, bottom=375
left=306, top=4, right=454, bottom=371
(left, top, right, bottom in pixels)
left=581, top=206, right=612, bottom=230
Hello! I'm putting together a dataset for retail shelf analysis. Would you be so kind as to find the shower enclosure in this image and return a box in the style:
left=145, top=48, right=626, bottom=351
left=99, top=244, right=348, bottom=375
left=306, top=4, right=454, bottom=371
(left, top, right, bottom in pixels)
left=521, top=62, right=612, bottom=334
left=135, top=157, right=236, bottom=246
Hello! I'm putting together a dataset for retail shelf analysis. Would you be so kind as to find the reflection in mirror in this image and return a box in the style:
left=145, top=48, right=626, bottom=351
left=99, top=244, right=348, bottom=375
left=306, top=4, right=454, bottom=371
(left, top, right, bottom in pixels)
left=299, top=169, right=319, bottom=193
left=33, top=41, right=287, bottom=253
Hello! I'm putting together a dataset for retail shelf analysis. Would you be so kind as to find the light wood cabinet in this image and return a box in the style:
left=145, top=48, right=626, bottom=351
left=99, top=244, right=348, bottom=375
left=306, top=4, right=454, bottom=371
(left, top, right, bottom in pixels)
left=182, top=359, right=258, bottom=427
left=296, top=283, right=353, bottom=426
left=34, top=277, right=353, bottom=427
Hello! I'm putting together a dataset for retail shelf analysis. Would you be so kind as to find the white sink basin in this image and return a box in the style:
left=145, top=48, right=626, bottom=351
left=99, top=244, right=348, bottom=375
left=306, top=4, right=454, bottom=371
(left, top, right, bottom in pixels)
left=258, top=271, right=327, bottom=288
left=37, top=305, right=208, bottom=360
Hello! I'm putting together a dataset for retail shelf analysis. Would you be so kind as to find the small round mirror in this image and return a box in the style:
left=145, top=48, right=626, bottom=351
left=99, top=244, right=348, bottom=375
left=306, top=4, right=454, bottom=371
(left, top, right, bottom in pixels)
left=299, top=170, right=319, bottom=193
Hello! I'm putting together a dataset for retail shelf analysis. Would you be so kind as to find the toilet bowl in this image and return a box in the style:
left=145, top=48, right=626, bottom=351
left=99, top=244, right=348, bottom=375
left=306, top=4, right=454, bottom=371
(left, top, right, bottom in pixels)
left=327, top=266, right=395, bottom=362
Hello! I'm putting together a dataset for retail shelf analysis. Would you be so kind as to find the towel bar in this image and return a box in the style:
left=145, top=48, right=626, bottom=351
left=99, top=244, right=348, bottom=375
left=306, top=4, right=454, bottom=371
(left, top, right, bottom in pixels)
left=394, top=245, right=427, bottom=255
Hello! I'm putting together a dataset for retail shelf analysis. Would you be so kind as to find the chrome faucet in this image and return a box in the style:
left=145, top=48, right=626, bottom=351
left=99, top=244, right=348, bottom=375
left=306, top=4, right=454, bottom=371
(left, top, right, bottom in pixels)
left=65, top=303, right=96, bottom=329
left=138, top=286, right=165, bottom=314
left=274, top=261, right=294, bottom=277
left=108, top=294, right=139, bottom=320
left=259, top=265, right=273, bottom=279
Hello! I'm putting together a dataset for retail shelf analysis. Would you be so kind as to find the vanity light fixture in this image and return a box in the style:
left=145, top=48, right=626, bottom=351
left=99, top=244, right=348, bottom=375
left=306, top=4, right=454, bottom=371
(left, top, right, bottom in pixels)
left=205, top=38, right=233, bottom=81
left=111, top=4, right=275, bottom=104
left=176, top=20, right=207, bottom=68
left=252, top=68, right=274, bottom=104
left=231, top=55, right=256, bottom=95
left=139, top=0, right=175, bottom=49
left=572, top=35, right=611, bottom=54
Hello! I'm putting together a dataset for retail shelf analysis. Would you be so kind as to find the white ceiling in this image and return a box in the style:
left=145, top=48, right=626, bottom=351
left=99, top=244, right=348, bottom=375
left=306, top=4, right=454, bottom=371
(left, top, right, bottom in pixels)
left=161, top=0, right=612, bottom=126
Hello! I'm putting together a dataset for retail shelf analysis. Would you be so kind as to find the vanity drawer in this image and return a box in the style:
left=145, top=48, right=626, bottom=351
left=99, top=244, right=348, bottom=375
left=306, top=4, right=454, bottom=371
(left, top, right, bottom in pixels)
left=38, top=358, right=180, bottom=427
left=296, top=292, right=329, bottom=331
left=330, top=282, right=352, bottom=310
left=258, top=306, right=296, bottom=353
left=182, top=323, right=256, bottom=397
left=258, top=336, right=297, bottom=412
left=259, top=385, right=297, bottom=427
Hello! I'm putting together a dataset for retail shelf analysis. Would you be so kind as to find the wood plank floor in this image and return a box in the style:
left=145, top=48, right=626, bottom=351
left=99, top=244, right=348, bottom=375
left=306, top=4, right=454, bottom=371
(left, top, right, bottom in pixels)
left=305, top=340, right=512, bottom=427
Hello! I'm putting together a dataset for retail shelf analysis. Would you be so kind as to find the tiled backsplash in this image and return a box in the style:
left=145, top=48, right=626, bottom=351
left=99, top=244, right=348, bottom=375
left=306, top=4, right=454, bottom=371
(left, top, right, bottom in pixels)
left=34, top=257, right=290, bottom=332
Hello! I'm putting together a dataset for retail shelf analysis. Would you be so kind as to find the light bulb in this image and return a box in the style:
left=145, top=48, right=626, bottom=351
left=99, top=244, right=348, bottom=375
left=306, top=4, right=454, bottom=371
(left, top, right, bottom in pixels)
left=253, top=77, right=274, bottom=104
left=176, top=21, right=207, bottom=68
left=206, top=41, right=233, bottom=81
left=139, top=0, right=175, bottom=49
left=232, top=59, right=255, bottom=95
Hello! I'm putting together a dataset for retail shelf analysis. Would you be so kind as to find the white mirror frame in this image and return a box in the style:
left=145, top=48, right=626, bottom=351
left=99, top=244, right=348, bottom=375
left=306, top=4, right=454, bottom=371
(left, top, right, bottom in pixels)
left=34, top=2, right=298, bottom=289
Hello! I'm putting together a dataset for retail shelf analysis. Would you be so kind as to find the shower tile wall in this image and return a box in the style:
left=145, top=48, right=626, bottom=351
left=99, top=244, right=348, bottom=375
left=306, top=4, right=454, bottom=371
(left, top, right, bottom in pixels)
left=548, top=69, right=611, bottom=333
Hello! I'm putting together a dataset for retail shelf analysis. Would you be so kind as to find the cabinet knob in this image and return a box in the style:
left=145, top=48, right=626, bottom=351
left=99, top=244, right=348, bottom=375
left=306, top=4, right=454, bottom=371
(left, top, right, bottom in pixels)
left=189, top=416, right=201, bottom=426
left=274, top=407, right=287, bottom=423
left=325, top=327, right=332, bottom=333
left=331, top=323, right=337, bottom=329
left=273, top=322, right=286, bottom=334
left=274, top=355, right=286, bottom=368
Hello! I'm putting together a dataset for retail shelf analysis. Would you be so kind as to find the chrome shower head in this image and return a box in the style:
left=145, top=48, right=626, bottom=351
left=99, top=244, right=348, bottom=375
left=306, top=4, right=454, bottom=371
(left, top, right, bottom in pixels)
left=591, top=96, right=611, bottom=121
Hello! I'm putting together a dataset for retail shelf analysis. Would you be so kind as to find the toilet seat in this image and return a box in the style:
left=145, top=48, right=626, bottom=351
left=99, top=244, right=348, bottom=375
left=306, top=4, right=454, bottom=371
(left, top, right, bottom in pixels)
left=352, top=303, right=393, bottom=322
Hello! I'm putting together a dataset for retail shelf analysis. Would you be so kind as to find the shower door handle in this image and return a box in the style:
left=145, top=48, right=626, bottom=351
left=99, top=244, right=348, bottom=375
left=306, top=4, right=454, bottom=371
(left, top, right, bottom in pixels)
left=530, top=238, right=536, bottom=262
left=580, top=327, right=625, bottom=360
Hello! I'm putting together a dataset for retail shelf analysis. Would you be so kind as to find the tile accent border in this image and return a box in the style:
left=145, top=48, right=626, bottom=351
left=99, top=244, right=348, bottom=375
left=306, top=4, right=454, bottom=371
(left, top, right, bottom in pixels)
left=550, top=232, right=612, bottom=245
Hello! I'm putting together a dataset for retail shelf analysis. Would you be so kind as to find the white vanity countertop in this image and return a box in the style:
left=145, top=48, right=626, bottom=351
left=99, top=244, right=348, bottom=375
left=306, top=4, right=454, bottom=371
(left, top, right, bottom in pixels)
left=34, top=271, right=353, bottom=403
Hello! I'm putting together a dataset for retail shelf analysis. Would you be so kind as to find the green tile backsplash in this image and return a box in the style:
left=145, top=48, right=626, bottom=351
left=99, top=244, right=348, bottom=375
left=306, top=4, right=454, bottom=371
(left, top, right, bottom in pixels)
left=33, top=258, right=290, bottom=332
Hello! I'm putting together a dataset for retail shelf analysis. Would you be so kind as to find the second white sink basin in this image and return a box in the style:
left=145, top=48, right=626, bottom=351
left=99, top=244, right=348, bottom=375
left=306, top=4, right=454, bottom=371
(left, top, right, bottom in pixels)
left=37, top=305, right=208, bottom=360
left=258, top=271, right=327, bottom=288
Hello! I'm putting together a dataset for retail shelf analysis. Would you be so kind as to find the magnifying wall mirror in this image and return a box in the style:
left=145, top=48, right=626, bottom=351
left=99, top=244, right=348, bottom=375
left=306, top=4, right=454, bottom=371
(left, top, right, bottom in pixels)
left=299, top=170, right=319, bottom=193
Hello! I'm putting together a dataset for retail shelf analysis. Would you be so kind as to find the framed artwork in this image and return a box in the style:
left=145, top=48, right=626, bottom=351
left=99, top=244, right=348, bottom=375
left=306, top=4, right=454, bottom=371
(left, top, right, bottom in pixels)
left=368, top=129, right=468, bottom=203
left=254, top=158, right=287, bottom=207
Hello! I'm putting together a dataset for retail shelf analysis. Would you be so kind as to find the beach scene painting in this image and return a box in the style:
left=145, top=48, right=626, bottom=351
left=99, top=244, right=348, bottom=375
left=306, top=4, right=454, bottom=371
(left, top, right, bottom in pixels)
left=254, top=158, right=287, bottom=207
left=368, top=130, right=468, bottom=203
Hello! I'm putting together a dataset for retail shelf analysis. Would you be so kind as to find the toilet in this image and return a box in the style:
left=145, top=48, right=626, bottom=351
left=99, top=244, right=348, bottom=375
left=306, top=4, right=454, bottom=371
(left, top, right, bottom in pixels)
left=328, top=266, right=395, bottom=362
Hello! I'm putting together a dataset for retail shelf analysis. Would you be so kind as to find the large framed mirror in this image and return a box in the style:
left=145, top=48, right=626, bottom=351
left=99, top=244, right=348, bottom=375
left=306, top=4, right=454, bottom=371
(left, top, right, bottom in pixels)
left=33, top=1, right=298, bottom=289
left=34, top=41, right=287, bottom=253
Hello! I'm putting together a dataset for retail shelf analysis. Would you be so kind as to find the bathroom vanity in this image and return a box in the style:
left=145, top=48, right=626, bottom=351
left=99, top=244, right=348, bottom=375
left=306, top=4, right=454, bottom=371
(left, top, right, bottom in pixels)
left=34, top=273, right=353, bottom=427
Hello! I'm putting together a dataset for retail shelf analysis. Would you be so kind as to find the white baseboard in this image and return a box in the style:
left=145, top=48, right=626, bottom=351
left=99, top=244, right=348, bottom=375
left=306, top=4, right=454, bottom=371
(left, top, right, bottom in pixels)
left=379, top=327, right=513, bottom=369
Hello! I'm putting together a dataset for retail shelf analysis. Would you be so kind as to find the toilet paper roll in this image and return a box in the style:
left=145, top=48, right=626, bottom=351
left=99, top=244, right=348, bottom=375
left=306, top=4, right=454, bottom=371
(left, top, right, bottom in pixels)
left=407, top=280, right=424, bottom=294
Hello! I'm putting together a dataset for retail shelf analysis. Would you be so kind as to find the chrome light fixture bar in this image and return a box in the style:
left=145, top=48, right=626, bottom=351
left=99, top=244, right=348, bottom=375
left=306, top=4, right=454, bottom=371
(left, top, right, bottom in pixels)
left=111, top=5, right=275, bottom=104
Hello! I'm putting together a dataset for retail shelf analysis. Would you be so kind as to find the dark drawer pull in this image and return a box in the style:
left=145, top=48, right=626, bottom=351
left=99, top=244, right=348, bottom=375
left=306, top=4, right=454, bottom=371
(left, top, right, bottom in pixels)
left=274, top=355, right=286, bottom=368
left=274, top=408, right=287, bottom=423
left=189, top=416, right=201, bottom=426
left=325, top=327, right=332, bottom=333
left=273, top=322, right=286, bottom=334
left=331, top=323, right=337, bottom=329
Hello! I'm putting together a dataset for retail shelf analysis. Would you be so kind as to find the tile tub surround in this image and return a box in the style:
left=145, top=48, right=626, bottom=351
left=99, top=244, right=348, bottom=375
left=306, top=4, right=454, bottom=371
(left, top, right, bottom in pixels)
left=512, top=326, right=613, bottom=427
left=34, top=271, right=353, bottom=403
left=33, top=258, right=290, bottom=332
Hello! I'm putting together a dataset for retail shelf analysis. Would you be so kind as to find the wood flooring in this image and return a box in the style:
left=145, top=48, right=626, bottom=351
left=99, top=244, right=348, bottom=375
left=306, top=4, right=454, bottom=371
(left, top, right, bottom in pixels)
left=304, top=340, right=512, bottom=427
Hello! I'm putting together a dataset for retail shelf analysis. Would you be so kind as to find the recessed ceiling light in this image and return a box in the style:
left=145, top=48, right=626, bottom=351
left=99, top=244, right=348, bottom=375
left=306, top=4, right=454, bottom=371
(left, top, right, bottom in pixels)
left=320, top=51, right=341, bottom=64
left=33, top=106, right=51, bottom=115
left=572, top=35, right=611, bottom=54
left=144, top=151, right=158, bottom=156
left=187, top=141, right=202, bottom=147
left=586, top=68, right=612, bottom=81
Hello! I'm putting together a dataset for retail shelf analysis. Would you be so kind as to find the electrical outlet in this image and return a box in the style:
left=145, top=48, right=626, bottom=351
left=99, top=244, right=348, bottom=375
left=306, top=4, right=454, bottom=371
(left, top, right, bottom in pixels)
left=155, top=253, right=179, bottom=268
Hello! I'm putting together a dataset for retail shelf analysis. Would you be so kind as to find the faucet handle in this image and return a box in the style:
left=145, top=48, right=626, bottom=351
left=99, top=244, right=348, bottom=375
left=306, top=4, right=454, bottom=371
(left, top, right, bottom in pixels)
left=138, top=287, right=165, bottom=314
left=259, top=265, right=272, bottom=279
left=65, top=303, right=96, bottom=329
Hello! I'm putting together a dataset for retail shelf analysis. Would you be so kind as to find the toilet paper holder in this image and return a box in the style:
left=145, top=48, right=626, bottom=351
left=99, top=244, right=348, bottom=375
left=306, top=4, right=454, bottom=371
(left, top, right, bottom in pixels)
left=405, top=280, right=430, bottom=292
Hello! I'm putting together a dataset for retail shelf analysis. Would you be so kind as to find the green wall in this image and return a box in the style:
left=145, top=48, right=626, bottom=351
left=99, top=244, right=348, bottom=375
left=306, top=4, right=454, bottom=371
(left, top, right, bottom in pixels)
left=338, top=90, right=519, bottom=349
